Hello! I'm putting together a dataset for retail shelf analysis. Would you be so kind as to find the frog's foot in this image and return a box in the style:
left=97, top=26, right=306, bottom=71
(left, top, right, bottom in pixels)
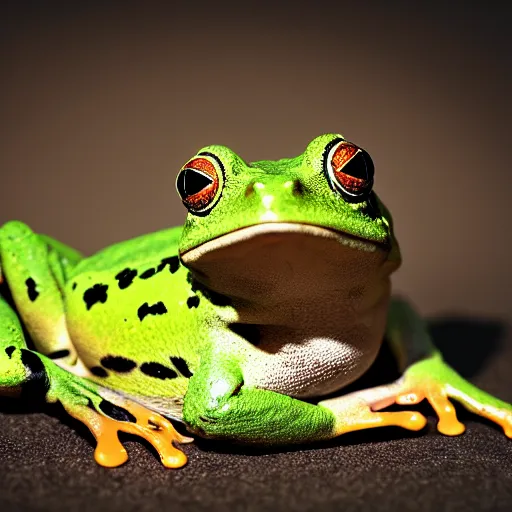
left=394, top=353, right=512, bottom=438
left=60, top=387, right=193, bottom=468
left=36, top=353, right=193, bottom=468
left=320, top=354, right=512, bottom=439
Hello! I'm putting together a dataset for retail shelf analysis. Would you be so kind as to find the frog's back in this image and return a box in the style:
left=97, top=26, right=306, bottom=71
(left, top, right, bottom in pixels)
left=71, top=226, right=183, bottom=276
left=64, top=226, right=214, bottom=418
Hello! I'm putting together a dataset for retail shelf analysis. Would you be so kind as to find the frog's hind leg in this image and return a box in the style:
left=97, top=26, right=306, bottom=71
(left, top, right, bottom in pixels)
left=385, top=298, right=512, bottom=438
left=0, top=221, right=86, bottom=373
left=319, top=356, right=512, bottom=440
left=0, top=294, right=192, bottom=467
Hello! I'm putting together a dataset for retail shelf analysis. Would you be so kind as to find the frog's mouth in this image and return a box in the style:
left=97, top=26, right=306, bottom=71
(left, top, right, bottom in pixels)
left=180, top=222, right=393, bottom=306
left=181, top=222, right=382, bottom=264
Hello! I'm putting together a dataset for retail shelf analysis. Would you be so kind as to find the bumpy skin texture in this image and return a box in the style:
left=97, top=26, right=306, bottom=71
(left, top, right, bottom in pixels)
left=0, top=133, right=511, bottom=468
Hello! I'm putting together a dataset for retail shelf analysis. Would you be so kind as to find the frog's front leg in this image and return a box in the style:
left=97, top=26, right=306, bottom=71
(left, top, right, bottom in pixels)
left=0, top=221, right=85, bottom=372
left=182, top=349, right=427, bottom=444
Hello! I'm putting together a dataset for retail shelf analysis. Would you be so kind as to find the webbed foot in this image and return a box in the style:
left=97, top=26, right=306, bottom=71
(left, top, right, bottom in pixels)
left=396, top=353, right=512, bottom=438
left=62, top=388, right=193, bottom=468
left=320, top=352, right=512, bottom=440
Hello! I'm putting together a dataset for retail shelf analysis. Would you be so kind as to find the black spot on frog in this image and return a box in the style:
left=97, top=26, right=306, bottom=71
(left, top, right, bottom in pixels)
left=137, top=256, right=180, bottom=282
left=137, top=301, right=167, bottom=321
left=19, top=349, right=49, bottom=401
left=187, top=295, right=200, bottom=309
left=170, top=356, right=193, bottom=378
left=98, top=399, right=136, bottom=423
left=83, top=284, right=109, bottom=310
left=139, top=268, right=157, bottom=279
left=100, top=355, right=137, bottom=373
left=157, top=256, right=180, bottom=274
left=48, top=349, right=70, bottom=360
left=140, top=362, right=177, bottom=380
left=115, top=268, right=138, bottom=289
left=90, top=366, right=109, bottom=377
left=25, top=277, right=39, bottom=302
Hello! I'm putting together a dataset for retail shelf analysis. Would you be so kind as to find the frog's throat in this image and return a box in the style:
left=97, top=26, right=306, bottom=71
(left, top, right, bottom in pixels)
left=179, top=222, right=395, bottom=319
left=180, top=222, right=382, bottom=264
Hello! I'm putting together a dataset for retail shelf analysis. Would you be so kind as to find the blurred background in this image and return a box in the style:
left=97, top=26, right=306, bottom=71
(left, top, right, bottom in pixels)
left=1, top=0, right=511, bottom=321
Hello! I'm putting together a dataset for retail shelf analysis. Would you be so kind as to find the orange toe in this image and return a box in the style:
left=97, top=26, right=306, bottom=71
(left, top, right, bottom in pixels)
left=64, top=400, right=191, bottom=468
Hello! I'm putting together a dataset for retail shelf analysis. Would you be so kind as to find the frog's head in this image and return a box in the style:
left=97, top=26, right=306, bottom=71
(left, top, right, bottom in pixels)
left=176, top=134, right=400, bottom=303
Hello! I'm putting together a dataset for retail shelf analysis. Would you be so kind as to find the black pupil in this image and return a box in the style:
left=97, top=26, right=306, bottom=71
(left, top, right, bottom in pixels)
left=177, top=168, right=213, bottom=198
left=341, top=150, right=374, bottom=181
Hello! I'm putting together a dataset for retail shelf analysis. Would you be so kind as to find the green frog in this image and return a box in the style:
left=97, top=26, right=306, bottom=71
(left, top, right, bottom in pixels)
left=0, top=133, right=510, bottom=468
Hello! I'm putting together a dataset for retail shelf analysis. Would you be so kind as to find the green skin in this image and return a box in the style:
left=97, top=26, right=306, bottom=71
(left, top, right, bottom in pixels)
left=0, top=133, right=511, bottom=468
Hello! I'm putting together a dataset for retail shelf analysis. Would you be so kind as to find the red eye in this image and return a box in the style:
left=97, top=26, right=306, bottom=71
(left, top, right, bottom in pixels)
left=176, top=156, right=222, bottom=213
left=325, top=140, right=374, bottom=201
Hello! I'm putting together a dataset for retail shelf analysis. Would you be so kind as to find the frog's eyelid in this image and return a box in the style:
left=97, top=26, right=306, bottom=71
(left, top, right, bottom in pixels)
left=197, top=151, right=226, bottom=176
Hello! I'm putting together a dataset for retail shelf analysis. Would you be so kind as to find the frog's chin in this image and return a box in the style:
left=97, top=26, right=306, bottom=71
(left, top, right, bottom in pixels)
left=180, top=222, right=393, bottom=306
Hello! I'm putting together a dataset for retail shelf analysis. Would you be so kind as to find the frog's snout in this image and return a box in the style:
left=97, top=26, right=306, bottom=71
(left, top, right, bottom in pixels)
left=244, top=179, right=305, bottom=199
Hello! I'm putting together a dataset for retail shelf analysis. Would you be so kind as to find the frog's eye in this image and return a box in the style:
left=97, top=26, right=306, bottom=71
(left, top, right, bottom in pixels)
left=324, top=139, right=374, bottom=202
left=176, top=153, right=224, bottom=214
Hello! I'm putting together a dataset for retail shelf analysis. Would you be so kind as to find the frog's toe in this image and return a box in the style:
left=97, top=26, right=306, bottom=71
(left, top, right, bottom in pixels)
left=61, top=389, right=192, bottom=468
left=396, top=382, right=466, bottom=436
left=490, top=409, right=512, bottom=438
left=446, top=390, right=512, bottom=438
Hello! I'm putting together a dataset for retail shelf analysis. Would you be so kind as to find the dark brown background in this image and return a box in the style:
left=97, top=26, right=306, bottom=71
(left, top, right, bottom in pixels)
left=1, top=2, right=512, bottom=511
left=1, top=0, right=511, bottom=321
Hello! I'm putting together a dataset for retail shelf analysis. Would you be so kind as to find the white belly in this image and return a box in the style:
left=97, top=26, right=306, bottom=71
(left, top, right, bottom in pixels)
left=242, top=333, right=380, bottom=398
left=240, top=293, right=389, bottom=398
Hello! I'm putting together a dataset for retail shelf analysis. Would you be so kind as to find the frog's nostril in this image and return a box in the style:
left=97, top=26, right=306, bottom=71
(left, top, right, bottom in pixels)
left=245, top=183, right=256, bottom=197
left=291, top=179, right=305, bottom=196
left=245, top=182, right=265, bottom=197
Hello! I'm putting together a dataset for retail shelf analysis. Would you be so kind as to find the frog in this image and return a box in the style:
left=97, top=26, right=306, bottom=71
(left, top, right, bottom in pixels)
left=0, top=133, right=511, bottom=469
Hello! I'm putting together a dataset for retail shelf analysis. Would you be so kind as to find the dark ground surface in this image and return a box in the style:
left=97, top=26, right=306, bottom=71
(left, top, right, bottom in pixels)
left=1, top=317, right=511, bottom=512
